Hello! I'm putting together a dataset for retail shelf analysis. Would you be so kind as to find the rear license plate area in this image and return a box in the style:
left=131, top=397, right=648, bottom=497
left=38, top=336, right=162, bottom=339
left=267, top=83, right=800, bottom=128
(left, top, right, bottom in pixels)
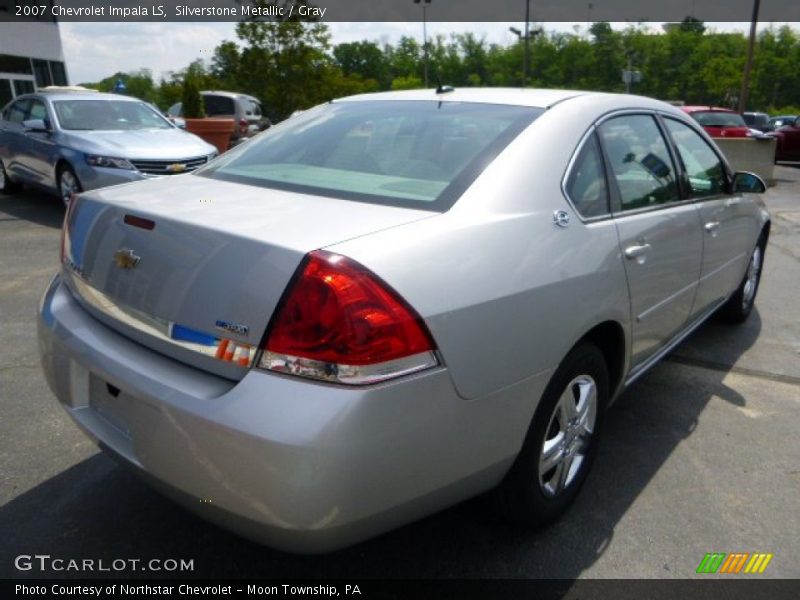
left=88, top=375, right=132, bottom=439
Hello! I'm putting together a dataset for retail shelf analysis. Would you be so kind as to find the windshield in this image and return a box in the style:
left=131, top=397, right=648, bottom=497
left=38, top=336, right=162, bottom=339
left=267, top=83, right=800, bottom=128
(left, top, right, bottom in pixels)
left=53, top=99, right=173, bottom=131
left=691, top=111, right=747, bottom=128
left=197, top=100, right=541, bottom=210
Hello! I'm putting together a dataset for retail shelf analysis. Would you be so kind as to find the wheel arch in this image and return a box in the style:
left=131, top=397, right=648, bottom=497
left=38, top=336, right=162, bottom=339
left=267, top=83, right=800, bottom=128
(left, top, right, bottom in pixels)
left=577, top=320, right=627, bottom=401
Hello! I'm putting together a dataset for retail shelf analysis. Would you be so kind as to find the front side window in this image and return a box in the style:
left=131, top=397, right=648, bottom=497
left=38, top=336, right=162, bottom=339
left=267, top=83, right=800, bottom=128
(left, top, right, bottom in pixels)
left=565, top=133, right=609, bottom=218
left=199, top=100, right=542, bottom=210
left=28, top=99, right=48, bottom=122
left=664, top=118, right=728, bottom=197
left=598, top=114, right=680, bottom=211
left=53, top=99, right=172, bottom=131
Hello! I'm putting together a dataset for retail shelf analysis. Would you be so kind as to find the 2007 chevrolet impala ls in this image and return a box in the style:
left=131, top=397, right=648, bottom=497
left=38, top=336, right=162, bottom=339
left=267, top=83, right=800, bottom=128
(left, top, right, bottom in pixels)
left=38, top=88, right=769, bottom=553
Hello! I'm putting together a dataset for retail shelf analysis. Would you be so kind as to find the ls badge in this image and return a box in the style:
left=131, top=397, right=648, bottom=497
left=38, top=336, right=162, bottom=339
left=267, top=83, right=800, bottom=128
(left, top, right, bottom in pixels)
left=113, top=248, right=141, bottom=269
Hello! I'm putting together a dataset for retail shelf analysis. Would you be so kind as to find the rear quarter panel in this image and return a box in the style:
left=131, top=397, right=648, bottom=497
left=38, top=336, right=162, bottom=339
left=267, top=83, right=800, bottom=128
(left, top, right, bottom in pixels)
left=328, top=96, right=638, bottom=401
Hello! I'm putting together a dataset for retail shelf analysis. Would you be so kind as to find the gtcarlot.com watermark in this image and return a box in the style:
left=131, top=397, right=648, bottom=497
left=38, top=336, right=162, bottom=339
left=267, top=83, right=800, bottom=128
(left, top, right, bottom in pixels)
left=14, top=554, right=194, bottom=573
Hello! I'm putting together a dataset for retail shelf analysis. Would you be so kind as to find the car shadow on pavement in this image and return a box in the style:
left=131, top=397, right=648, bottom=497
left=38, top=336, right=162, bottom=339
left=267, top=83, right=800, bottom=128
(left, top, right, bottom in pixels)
left=0, top=189, right=64, bottom=229
left=0, top=311, right=761, bottom=580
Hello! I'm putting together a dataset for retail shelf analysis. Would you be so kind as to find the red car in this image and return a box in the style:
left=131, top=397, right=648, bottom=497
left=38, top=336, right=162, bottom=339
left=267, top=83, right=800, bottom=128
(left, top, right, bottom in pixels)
left=772, top=116, right=800, bottom=162
left=680, top=106, right=751, bottom=138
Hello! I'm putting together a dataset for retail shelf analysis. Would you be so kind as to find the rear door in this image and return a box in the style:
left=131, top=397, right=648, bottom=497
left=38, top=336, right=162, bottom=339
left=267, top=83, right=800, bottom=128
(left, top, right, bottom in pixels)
left=16, top=97, right=57, bottom=187
left=0, top=98, right=31, bottom=181
left=598, top=113, right=704, bottom=368
left=661, top=117, right=753, bottom=316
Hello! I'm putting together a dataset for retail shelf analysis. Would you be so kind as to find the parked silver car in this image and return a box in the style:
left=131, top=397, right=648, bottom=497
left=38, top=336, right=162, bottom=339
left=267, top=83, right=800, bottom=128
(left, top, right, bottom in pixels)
left=167, top=90, right=271, bottom=144
left=0, top=89, right=217, bottom=204
left=38, top=88, right=770, bottom=553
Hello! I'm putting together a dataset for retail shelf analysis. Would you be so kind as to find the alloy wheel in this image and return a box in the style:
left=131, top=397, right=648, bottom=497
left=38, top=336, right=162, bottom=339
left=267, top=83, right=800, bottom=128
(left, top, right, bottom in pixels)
left=539, top=374, right=597, bottom=498
left=742, top=245, right=762, bottom=310
left=60, top=170, right=79, bottom=206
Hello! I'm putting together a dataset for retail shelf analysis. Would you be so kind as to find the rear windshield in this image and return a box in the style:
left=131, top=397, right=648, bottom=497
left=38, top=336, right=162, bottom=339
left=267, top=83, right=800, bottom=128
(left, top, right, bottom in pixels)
left=691, top=111, right=747, bottom=128
left=54, top=99, right=172, bottom=131
left=197, top=100, right=541, bottom=211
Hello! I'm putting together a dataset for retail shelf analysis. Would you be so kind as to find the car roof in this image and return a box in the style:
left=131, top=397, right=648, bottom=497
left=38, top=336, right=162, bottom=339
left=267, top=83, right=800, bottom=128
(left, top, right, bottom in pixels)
left=334, top=88, right=698, bottom=124
left=336, top=87, right=593, bottom=109
left=201, top=90, right=260, bottom=102
left=26, top=91, right=143, bottom=102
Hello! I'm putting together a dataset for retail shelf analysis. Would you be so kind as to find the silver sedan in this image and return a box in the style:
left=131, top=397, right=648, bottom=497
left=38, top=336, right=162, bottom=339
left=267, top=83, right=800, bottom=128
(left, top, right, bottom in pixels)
left=37, top=88, right=770, bottom=553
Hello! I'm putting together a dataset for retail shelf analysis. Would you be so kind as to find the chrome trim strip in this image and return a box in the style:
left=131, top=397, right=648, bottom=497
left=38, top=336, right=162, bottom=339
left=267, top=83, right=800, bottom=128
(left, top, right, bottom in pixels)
left=624, top=299, right=725, bottom=387
left=65, top=270, right=255, bottom=368
left=637, top=279, right=698, bottom=322
left=698, top=252, right=747, bottom=284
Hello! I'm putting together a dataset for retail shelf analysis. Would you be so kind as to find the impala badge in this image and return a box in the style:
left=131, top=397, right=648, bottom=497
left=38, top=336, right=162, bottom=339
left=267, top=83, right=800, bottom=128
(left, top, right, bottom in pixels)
left=113, top=248, right=141, bottom=269
left=215, top=320, right=249, bottom=336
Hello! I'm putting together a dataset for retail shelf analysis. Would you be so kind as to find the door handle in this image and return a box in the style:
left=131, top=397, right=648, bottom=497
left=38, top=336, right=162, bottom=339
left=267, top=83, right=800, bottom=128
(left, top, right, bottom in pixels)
left=705, top=221, right=720, bottom=233
left=725, top=198, right=741, bottom=207
left=624, top=243, right=651, bottom=260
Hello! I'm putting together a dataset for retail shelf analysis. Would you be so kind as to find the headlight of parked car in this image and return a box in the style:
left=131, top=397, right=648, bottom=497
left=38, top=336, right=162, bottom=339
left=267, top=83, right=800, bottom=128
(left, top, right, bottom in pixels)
left=85, top=155, right=135, bottom=170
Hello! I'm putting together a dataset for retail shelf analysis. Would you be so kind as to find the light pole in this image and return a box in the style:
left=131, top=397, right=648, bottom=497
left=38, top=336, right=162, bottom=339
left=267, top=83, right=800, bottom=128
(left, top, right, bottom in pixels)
left=738, top=0, right=761, bottom=113
left=509, top=0, right=540, bottom=87
left=413, top=0, right=432, bottom=88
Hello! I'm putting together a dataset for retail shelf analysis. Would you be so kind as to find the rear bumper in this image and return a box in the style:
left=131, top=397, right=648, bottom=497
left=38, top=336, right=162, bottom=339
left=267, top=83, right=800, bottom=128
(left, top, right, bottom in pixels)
left=37, top=274, right=547, bottom=553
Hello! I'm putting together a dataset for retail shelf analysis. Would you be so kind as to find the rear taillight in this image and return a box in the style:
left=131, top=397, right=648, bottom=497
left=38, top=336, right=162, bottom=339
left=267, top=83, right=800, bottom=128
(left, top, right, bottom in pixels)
left=258, top=250, right=438, bottom=385
left=60, top=193, right=80, bottom=264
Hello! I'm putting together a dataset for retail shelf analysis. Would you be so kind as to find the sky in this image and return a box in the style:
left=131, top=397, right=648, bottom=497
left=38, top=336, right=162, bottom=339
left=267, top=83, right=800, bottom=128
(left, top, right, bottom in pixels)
left=59, top=21, right=781, bottom=85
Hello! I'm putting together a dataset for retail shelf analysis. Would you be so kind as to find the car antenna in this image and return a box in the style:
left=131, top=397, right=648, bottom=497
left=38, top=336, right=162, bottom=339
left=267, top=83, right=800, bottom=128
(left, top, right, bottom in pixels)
left=435, top=71, right=454, bottom=95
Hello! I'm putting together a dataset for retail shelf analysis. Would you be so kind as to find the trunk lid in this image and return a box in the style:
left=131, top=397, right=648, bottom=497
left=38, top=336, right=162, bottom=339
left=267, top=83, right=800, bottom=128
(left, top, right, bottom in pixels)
left=62, top=174, right=434, bottom=379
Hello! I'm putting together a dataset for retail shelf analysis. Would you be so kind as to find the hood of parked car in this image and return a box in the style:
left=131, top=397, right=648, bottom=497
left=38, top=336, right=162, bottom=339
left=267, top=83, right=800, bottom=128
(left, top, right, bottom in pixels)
left=60, top=128, right=216, bottom=159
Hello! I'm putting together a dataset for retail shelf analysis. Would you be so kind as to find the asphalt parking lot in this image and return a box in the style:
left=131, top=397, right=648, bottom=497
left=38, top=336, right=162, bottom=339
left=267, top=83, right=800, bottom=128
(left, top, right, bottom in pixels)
left=1, top=169, right=798, bottom=580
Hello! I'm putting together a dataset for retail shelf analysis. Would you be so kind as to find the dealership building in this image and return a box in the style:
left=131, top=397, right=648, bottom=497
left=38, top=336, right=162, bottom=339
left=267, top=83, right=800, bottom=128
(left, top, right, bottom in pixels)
left=0, top=0, right=69, bottom=107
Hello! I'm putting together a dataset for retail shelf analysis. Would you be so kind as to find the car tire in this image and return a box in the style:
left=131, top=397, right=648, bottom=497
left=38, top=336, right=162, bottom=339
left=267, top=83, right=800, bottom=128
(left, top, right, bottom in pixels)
left=57, top=164, right=82, bottom=207
left=493, top=341, right=609, bottom=527
left=0, top=159, right=22, bottom=194
left=717, top=235, right=767, bottom=324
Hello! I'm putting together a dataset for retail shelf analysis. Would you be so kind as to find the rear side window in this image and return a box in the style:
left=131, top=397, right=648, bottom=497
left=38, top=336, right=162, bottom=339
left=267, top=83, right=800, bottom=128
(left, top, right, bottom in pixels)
left=691, top=111, right=747, bottom=128
left=199, top=100, right=542, bottom=211
left=664, top=118, right=728, bottom=197
left=5, top=99, right=29, bottom=124
left=565, top=133, right=609, bottom=218
left=203, top=95, right=235, bottom=116
left=598, top=115, right=680, bottom=211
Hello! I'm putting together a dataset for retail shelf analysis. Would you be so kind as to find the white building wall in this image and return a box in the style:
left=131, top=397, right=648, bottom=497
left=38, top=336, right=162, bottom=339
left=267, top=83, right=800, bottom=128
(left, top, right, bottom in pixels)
left=0, top=21, right=65, bottom=62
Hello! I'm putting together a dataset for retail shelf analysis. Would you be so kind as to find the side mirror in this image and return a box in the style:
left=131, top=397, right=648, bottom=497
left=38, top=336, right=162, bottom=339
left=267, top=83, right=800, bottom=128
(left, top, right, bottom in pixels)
left=23, top=119, right=49, bottom=132
left=732, top=171, right=766, bottom=194
left=171, top=117, right=187, bottom=129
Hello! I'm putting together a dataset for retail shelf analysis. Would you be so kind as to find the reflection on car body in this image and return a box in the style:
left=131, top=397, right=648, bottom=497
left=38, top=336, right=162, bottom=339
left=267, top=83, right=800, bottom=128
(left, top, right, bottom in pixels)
left=0, top=88, right=217, bottom=204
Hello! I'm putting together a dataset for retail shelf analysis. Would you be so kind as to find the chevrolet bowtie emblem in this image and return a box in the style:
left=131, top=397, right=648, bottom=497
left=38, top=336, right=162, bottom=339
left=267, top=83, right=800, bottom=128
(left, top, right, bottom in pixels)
left=166, top=163, right=187, bottom=173
left=113, top=248, right=141, bottom=269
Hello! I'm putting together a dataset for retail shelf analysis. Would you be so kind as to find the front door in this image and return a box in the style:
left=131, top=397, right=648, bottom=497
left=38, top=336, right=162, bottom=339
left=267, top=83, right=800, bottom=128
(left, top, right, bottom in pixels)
left=662, top=117, right=755, bottom=316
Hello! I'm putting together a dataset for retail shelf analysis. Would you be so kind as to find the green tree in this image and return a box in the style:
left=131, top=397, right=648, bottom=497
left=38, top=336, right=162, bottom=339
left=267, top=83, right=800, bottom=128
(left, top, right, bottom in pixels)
left=234, top=1, right=335, bottom=120
left=333, top=40, right=390, bottom=88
